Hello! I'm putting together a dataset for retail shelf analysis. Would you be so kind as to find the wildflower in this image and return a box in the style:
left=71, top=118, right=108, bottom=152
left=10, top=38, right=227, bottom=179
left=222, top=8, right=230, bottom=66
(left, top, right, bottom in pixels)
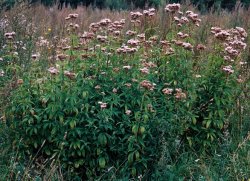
left=126, top=30, right=137, bottom=36
left=48, top=67, right=59, bottom=75
left=0, top=57, right=3, bottom=61
left=175, top=88, right=187, bottom=99
left=235, top=27, right=247, bottom=38
left=143, top=8, right=156, bottom=17
left=98, top=102, right=107, bottom=109
left=215, top=30, right=230, bottom=41
left=99, top=18, right=112, bottom=26
left=166, top=48, right=175, bottom=55
left=140, top=80, right=155, bottom=91
left=57, top=54, right=68, bottom=61
left=224, top=56, right=234, bottom=62
left=124, top=83, right=132, bottom=87
left=165, top=3, right=181, bottom=13
left=140, top=67, right=150, bottom=74
left=160, top=40, right=171, bottom=47
left=95, top=85, right=101, bottom=90
left=137, top=33, right=145, bottom=41
left=142, top=61, right=157, bottom=68
left=4, top=32, right=15, bottom=39
left=186, top=11, right=201, bottom=25
left=177, top=32, right=189, bottom=39
left=239, top=61, right=247, bottom=65
left=228, top=40, right=247, bottom=50
left=64, top=70, right=76, bottom=79
left=123, top=65, right=132, bottom=70
left=17, top=79, right=23, bottom=85
left=196, top=44, right=206, bottom=51
left=211, top=27, right=222, bottom=34
left=126, top=110, right=132, bottom=115
left=113, top=31, right=121, bottom=36
left=97, top=35, right=107, bottom=43
left=225, top=46, right=239, bottom=57
left=130, top=11, right=143, bottom=20
left=112, top=88, right=118, bottom=93
left=31, top=53, right=40, bottom=60
left=162, top=88, right=173, bottom=95
left=182, top=42, right=193, bottom=50
left=222, top=65, right=234, bottom=74
left=131, top=78, right=138, bottom=82
left=127, top=39, right=140, bottom=46
left=0, top=70, right=4, bottom=77
left=66, top=13, right=78, bottom=20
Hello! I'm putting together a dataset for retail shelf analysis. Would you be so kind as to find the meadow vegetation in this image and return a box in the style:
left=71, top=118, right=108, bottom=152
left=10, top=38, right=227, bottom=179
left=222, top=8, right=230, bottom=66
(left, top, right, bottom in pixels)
left=0, top=2, right=249, bottom=180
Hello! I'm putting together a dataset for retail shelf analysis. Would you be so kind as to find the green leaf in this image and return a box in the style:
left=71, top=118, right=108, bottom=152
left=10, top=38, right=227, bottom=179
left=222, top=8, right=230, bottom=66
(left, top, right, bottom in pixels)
left=128, top=152, right=134, bottom=165
left=99, top=157, right=106, bottom=168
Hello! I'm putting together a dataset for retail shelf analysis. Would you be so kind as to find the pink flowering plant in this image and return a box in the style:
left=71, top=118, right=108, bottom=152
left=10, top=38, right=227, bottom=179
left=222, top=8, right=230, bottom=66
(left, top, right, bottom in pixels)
left=4, top=4, right=249, bottom=180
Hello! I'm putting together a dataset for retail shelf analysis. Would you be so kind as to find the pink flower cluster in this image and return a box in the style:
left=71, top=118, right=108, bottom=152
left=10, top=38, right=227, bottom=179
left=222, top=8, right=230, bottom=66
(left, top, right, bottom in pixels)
left=140, top=80, right=155, bottom=91
left=98, top=101, right=107, bottom=109
left=65, top=13, right=79, bottom=20
left=165, top=3, right=181, bottom=13
left=130, top=11, right=143, bottom=20
left=143, top=8, right=156, bottom=17
left=4, top=32, right=16, bottom=39
left=64, top=70, right=76, bottom=79
left=48, top=67, right=59, bottom=75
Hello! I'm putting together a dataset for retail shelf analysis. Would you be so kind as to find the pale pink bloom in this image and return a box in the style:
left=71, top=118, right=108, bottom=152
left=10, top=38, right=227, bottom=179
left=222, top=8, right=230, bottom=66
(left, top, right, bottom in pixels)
left=140, top=80, right=155, bottom=91
left=48, top=67, right=59, bottom=75
left=126, top=30, right=137, bottom=36
left=225, top=46, right=239, bottom=57
left=137, top=33, right=146, bottom=41
left=177, top=32, right=189, bottom=39
left=140, top=67, right=150, bottom=74
left=222, top=65, right=234, bottom=74
left=31, top=53, right=40, bottom=60
left=196, top=44, right=206, bottom=50
left=162, top=88, right=173, bottom=95
left=97, top=35, right=107, bottom=43
left=224, top=56, right=234, bottom=62
left=123, top=65, right=132, bottom=70
left=132, top=78, right=138, bottom=82
left=112, top=88, right=118, bottom=93
left=98, top=101, right=107, bottom=109
left=175, top=88, right=187, bottom=99
left=125, top=83, right=132, bottom=87
left=0, top=70, right=4, bottom=77
left=95, top=85, right=101, bottom=89
left=130, top=11, right=143, bottom=20
left=236, top=27, right=247, bottom=38
left=165, top=3, right=181, bottom=13
left=215, top=30, right=230, bottom=41
left=4, top=32, right=15, bottom=39
left=239, top=61, right=247, bottom=65
left=99, top=18, right=112, bottom=26
left=182, top=42, right=193, bottom=50
left=142, top=61, right=157, bottom=68
left=228, top=40, right=247, bottom=50
left=125, top=110, right=132, bottom=115
left=127, top=39, right=140, bottom=46
left=113, top=31, right=121, bottom=36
